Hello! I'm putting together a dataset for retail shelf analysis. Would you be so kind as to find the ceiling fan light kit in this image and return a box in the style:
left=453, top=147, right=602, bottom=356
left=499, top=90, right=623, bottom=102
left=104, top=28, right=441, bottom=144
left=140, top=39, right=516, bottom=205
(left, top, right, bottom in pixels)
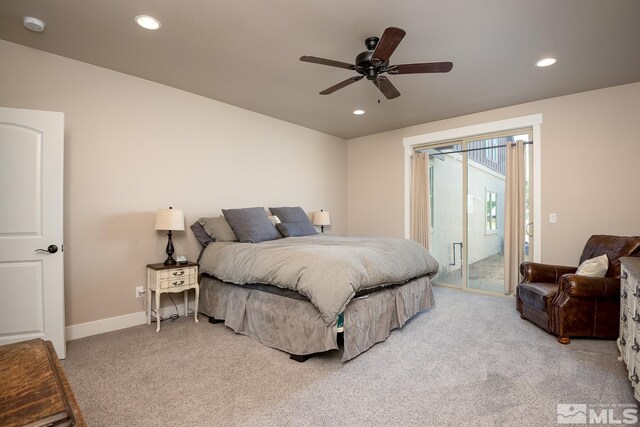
left=300, top=27, right=453, bottom=100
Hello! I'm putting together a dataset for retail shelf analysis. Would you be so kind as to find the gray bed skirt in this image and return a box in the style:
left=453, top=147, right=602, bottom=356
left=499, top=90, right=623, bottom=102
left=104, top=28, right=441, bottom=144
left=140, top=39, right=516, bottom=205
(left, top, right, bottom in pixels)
left=198, top=275, right=434, bottom=362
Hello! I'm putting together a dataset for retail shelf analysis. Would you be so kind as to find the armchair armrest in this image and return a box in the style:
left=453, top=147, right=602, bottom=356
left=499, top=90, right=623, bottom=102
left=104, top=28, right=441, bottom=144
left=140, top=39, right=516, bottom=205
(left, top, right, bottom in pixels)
left=558, top=274, right=620, bottom=298
left=520, top=262, right=577, bottom=284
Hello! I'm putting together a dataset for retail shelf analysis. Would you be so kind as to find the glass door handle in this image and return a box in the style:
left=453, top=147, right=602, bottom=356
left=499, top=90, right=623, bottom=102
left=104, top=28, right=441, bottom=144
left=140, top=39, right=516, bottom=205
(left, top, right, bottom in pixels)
left=526, top=222, right=533, bottom=237
left=449, top=242, right=463, bottom=266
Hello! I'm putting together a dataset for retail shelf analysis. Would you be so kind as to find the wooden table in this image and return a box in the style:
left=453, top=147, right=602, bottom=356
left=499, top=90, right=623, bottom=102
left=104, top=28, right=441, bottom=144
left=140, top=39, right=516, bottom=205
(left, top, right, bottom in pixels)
left=0, top=339, right=86, bottom=426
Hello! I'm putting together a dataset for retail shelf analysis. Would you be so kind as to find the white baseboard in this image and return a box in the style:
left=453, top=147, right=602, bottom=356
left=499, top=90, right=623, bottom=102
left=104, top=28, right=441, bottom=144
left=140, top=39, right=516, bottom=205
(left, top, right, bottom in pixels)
left=65, top=302, right=188, bottom=341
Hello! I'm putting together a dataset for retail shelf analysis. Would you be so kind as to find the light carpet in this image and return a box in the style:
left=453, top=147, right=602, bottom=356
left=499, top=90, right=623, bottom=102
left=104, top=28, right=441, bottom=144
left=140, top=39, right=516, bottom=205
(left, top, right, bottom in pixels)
left=61, top=286, right=635, bottom=426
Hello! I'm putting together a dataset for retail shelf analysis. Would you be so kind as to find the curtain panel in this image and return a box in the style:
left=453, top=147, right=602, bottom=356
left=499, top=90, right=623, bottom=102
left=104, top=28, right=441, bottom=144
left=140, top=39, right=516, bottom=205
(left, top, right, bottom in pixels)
left=410, top=152, right=430, bottom=249
left=504, top=141, right=525, bottom=294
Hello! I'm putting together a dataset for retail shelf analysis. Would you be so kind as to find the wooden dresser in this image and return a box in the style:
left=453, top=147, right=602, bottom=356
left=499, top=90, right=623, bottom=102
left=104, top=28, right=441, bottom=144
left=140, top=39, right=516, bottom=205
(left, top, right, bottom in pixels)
left=618, top=257, right=640, bottom=402
left=0, top=339, right=85, bottom=426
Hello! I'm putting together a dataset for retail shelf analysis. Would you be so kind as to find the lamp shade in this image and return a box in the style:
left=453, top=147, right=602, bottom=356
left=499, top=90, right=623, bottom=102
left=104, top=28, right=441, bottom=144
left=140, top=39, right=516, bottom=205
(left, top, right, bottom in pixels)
left=154, top=208, right=185, bottom=231
left=313, top=211, right=331, bottom=226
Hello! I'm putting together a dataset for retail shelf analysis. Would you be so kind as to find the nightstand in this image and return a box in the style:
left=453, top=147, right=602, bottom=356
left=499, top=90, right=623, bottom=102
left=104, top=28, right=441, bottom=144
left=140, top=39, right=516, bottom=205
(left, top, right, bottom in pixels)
left=146, top=262, right=199, bottom=332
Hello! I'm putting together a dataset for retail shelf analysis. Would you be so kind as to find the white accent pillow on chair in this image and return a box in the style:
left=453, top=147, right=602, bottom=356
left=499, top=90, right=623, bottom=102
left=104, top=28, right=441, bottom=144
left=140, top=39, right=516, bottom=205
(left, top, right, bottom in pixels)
left=575, top=254, right=609, bottom=277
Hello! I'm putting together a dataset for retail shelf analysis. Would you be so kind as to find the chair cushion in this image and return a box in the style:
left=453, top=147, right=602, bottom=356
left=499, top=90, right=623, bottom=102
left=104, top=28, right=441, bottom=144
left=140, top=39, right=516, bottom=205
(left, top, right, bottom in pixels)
left=517, top=282, right=558, bottom=312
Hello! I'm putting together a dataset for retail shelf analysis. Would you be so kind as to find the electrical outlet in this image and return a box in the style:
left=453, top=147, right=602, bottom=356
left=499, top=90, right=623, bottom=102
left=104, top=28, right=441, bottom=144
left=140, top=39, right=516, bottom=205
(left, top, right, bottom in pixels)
left=136, top=286, right=144, bottom=298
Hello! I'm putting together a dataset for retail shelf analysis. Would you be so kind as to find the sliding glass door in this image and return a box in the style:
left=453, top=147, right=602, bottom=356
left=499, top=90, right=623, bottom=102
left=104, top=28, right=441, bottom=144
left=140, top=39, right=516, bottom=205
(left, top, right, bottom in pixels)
left=466, top=137, right=507, bottom=292
left=426, top=143, right=464, bottom=288
left=423, top=129, right=532, bottom=294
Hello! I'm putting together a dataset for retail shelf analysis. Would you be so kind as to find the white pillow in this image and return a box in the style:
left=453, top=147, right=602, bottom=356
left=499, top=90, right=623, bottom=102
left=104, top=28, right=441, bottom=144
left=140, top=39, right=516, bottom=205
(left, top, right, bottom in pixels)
left=575, top=254, right=609, bottom=277
left=268, top=215, right=281, bottom=226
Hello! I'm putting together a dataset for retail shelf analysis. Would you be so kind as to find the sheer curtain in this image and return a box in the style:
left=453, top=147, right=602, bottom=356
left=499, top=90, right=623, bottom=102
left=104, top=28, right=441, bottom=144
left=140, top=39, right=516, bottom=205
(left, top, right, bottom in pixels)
left=503, top=141, right=525, bottom=295
left=410, top=152, right=430, bottom=249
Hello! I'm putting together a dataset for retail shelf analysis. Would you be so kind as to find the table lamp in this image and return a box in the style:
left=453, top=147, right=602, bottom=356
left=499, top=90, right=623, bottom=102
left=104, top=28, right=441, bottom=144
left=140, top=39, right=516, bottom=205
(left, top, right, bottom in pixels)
left=313, top=210, right=331, bottom=233
left=154, top=207, right=185, bottom=265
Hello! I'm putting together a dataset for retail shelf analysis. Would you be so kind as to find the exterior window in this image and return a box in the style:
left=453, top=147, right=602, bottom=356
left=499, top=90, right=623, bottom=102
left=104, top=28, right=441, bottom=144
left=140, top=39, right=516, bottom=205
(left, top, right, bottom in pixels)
left=486, top=190, right=497, bottom=233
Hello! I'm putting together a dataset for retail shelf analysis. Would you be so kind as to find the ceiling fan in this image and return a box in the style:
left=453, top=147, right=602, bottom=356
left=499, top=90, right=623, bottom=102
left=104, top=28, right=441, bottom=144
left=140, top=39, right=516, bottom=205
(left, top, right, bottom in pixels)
left=300, top=27, right=453, bottom=100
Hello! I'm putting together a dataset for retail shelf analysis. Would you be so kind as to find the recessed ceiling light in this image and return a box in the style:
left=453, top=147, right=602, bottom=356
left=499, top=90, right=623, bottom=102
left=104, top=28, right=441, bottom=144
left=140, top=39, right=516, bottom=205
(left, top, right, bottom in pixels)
left=353, top=109, right=365, bottom=115
left=23, top=16, right=45, bottom=32
left=536, top=57, right=557, bottom=67
left=135, top=15, right=161, bottom=30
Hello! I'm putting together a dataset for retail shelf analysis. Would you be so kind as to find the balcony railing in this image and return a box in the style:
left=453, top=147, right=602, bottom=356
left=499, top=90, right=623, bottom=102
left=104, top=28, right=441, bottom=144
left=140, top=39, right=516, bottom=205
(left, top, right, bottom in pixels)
left=467, top=138, right=508, bottom=175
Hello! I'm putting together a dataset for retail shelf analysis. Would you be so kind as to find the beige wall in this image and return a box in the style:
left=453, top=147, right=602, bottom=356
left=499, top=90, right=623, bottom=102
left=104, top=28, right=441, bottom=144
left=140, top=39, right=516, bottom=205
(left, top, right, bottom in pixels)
left=2, top=37, right=638, bottom=326
left=0, top=40, right=347, bottom=326
left=347, top=82, right=640, bottom=265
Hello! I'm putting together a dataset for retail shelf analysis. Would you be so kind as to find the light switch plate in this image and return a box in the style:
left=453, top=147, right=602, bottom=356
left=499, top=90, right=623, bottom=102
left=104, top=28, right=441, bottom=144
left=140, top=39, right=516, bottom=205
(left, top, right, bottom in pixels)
left=549, top=213, right=557, bottom=223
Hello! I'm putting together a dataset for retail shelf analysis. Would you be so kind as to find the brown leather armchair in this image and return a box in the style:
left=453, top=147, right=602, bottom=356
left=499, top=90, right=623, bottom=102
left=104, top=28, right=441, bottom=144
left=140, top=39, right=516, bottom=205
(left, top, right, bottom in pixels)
left=516, top=235, right=640, bottom=344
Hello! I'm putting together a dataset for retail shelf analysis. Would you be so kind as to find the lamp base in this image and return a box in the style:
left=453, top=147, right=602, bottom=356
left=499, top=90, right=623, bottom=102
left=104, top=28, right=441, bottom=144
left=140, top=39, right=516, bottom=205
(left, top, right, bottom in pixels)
left=164, top=230, right=176, bottom=265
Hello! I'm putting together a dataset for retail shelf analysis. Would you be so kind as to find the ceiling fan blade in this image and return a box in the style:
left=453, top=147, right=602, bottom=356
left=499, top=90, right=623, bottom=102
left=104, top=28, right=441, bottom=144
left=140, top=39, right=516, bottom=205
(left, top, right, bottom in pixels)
left=390, top=61, right=454, bottom=74
left=373, top=76, right=401, bottom=99
left=319, top=76, right=364, bottom=95
left=372, top=27, right=406, bottom=64
left=300, top=55, right=354, bottom=70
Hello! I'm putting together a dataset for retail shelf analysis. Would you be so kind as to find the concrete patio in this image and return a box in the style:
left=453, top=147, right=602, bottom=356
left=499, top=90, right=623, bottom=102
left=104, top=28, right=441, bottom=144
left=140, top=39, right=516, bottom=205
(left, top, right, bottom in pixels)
left=433, top=253, right=504, bottom=293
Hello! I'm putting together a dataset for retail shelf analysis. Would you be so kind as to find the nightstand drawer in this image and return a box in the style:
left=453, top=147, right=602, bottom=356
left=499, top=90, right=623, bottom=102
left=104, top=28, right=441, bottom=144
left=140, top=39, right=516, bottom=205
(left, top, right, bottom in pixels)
left=159, top=274, right=197, bottom=289
left=159, top=266, right=196, bottom=279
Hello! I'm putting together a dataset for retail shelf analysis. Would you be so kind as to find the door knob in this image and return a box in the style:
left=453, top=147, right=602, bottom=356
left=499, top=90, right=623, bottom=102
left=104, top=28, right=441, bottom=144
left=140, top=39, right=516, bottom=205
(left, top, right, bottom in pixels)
left=36, top=244, right=58, bottom=254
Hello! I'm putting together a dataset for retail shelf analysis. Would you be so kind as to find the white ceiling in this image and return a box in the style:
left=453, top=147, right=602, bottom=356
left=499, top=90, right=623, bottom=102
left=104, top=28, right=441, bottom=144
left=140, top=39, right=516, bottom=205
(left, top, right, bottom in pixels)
left=1, top=0, right=639, bottom=139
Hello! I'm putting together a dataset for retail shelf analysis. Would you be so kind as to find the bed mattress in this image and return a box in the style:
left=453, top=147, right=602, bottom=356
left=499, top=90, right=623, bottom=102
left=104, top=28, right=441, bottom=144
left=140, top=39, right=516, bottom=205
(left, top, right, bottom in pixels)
left=198, top=235, right=439, bottom=326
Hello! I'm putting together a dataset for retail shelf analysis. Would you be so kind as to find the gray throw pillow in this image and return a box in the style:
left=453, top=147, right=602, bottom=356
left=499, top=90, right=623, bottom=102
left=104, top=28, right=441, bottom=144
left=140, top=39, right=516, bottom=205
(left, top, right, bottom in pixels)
left=198, top=216, right=238, bottom=242
left=222, top=207, right=281, bottom=243
left=190, top=221, right=216, bottom=247
left=276, top=222, right=305, bottom=238
left=268, top=207, right=317, bottom=236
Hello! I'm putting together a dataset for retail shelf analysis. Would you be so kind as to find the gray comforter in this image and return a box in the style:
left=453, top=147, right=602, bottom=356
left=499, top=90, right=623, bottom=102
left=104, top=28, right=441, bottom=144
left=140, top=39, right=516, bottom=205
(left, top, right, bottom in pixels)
left=198, top=235, right=439, bottom=325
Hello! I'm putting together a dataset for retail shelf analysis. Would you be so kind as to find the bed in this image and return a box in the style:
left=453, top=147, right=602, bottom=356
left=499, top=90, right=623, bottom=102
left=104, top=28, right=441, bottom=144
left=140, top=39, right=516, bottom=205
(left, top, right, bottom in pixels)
left=192, top=207, right=439, bottom=362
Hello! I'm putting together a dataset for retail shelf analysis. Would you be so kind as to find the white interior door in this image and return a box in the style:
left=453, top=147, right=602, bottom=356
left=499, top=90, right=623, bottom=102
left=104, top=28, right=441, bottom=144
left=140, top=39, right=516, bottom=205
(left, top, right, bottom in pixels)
left=0, top=107, right=65, bottom=358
